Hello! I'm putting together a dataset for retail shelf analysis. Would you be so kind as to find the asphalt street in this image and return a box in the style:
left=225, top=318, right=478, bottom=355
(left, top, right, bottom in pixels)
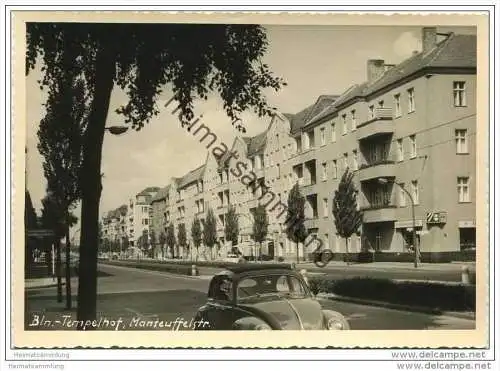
left=25, top=264, right=475, bottom=331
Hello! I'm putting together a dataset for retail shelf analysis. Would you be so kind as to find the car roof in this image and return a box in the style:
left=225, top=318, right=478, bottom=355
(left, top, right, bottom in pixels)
left=213, top=263, right=296, bottom=277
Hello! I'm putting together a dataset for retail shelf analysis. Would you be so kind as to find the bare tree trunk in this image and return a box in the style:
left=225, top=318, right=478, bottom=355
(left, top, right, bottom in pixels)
left=76, top=47, right=116, bottom=329
left=296, top=241, right=300, bottom=264
left=345, top=237, right=350, bottom=265
left=56, top=239, right=62, bottom=303
left=65, top=224, right=72, bottom=309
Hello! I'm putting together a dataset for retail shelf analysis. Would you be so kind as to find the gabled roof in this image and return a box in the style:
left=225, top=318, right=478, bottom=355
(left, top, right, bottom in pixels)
left=306, top=33, right=476, bottom=127
left=363, top=33, right=476, bottom=97
left=137, top=186, right=160, bottom=197
left=151, top=185, right=171, bottom=203
left=285, top=95, right=339, bottom=135
left=242, top=129, right=268, bottom=157
left=177, top=164, right=205, bottom=189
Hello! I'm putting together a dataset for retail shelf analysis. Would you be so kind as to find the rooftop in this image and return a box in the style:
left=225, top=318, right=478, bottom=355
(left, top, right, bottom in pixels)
left=151, top=185, right=171, bottom=203
left=307, top=32, right=476, bottom=126
left=177, top=164, right=205, bottom=189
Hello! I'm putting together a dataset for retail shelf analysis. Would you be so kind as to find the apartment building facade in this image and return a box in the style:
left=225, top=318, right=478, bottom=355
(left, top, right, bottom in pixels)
left=105, top=27, right=476, bottom=262
left=286, top=27, right=476, bottom=260
left=126, top=186, right=160, bottom=247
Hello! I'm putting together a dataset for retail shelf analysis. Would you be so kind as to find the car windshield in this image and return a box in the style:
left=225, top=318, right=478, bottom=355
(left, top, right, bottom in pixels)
left=237, top=274, right=309, bottom=301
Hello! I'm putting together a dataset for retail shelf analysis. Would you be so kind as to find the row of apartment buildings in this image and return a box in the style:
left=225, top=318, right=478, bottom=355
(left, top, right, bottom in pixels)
left=101, top=27, right=477, bottom=262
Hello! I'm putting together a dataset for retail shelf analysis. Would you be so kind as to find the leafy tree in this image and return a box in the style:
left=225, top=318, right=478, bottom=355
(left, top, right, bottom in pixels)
left=122, top=236, right=129, bottom=253
left=177, top=223, right=187, bottom=259
left=203, top=208, right=217, bottom=260
left=191, top=217, right=202, bottom=261
left=158, top=231, right=167, bottom=259
left=37, top=76, right=87, bottom=309
left=166, top=222, right=176, bottom=259
left=149, top=229, right=156, bottom=259
left=27, top=23, right=285, bottom=325
left=252, top=205, right=268, bottom=260
left=25, top=191, right=38, bottom=274
left=224, top=205, right=239, bottom=254
left=140, top=229, right=149, bottom=256
left=286, top=183, right=307, bottom=263
left=332, top=169, right=362, bottom=264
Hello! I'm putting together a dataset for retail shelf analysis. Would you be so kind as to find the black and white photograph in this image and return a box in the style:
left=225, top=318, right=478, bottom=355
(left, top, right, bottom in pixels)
left=3, top=5, right=496, bottom=369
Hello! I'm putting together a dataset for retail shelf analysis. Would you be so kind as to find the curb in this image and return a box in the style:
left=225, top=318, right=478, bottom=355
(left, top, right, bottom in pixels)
left=316, top=293, right=476, bottom=321
left=99, top=262, right=212, bottom=280
left=25, top=282, right=66, bottom=290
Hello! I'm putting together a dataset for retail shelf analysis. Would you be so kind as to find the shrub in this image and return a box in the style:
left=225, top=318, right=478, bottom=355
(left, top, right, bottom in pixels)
left=311, top=276, right=475, bottom=312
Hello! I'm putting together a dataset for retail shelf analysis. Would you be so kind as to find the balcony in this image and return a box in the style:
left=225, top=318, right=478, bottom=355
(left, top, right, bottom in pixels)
left=357, top=161, right=396, bottom=182
left=300, top=181, right=317, bottom=196
left=360, top=204, right=397, bottom=223
left=357, top=108, right=394, bottom=141
left=290, top=147, right=316, bottom=165
left=304, top=217, right=319, bottom=229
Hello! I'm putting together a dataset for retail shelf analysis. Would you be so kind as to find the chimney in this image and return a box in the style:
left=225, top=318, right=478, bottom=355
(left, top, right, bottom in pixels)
left=367, top=59, right=385, bottom=82
left=422, top=27, right=437, bottom=53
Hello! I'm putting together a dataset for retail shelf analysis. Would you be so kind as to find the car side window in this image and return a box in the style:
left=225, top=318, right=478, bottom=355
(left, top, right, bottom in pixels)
left=238, top=278, right=258, bottom=298
left=276, top=276, right=290, bottom=292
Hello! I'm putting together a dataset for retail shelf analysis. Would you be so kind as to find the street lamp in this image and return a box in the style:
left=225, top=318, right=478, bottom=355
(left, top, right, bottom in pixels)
left=378, top=177, right=420, bottom=268
left=105, top=126, right=129, bottom=135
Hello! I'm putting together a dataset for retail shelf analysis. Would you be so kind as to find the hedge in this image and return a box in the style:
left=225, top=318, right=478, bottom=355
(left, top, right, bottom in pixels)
left=309, top=276, right=475, bottom=312
left=100, top=259, right=195, bottom=275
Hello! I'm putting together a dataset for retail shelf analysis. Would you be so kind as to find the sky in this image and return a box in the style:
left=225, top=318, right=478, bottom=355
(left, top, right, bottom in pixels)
left=25, top=25, right=476, bottom=235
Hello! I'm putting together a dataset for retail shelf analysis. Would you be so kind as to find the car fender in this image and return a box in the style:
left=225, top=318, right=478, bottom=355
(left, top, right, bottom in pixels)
left=322, top=309, right=351, bottom=330
left=232, top=316, right=272, bottom=330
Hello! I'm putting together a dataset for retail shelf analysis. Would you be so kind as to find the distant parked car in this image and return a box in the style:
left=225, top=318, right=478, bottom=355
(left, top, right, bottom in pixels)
left=193, top=263, right=350, bottom=330
left=224, top=254, right=240, bottom=263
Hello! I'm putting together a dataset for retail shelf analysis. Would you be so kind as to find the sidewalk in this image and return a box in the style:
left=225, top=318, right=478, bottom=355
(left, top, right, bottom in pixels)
left=25, top=277, right=66, bottom=289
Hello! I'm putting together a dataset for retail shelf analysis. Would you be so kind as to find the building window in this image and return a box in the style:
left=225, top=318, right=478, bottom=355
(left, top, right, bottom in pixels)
left=368, top=105, right=375, bottom=119
left=352, top=150, right=358, bottom=170
left=409, top=135, right=417, bottom=159
left=458, top=177, right=470, bottom=203
left=142, top=219, right=148, bottom=225
left=407, top=88, right=415, bottom=113
left=394, top=93, right=401, bottom=117
left=398, top=183, right=406, bottom=207
left=320, top=127, right=326, bottom=146
left=321, top=162, right=327, bottom=181
left=295, top=137, right=301, bottom=153
left=351, top=110, right=357, bottom=131
left=455, top=129, right=468, bottom=154
left=397, top=139, right=404, bottom=162
left=277, top=163, right=281, bottom=178
left=331, top=122, right=336, bottom=142
left=378, top=100, right=384, bottom=108
left=332, top=160, right=338, bottom=179
left=322, top=198, right=328, bottom=217
left=324, top=234, right=329, bottom=250
left=453, top=81, right=466, bottom=107
left=411, top=180, right=419, bottom=205
left=342, top=114, right=347, bottom=135
left=343, top=153, right=348, bottom=170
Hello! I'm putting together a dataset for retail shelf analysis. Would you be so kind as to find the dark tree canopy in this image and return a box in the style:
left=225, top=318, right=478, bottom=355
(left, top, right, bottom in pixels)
left=191, top=217, right=202, bottom=249
left=286, top=183, right=307, bottom=244
left=40, top=192, right=78, bottom=238
left=203, top=208, right=217, bottom=249
left=252, top=204, right=268, bottom=245
left=224, top=205, right=239, bottom=247
left=26, top=23, right=286, bottom=133
left=25, top=191, right=38, bottom=230
left=332, top=169, right=362, bottom=239
left=166, top=222, right=176, bottom=257
left=177, top=223, right=187, bottom=249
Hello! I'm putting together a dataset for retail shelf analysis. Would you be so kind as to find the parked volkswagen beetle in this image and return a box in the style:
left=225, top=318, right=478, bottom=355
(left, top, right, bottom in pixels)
left=193, top=263, right=350, bottom=330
